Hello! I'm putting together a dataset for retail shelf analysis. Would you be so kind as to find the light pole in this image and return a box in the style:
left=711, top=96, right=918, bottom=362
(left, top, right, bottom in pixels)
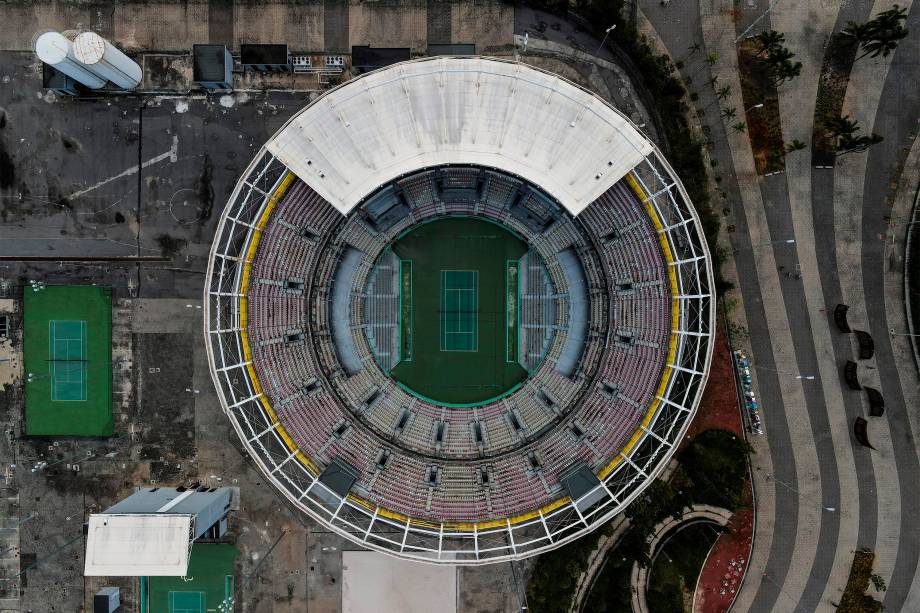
left=889, top=328, right=920, bottom=337
left=753, top=363, right=815, bottom=380
left=595, top=25, right=617, bottom=57
left=751, top=238, right=794, bottom=248
left=733, top=238, right=794, bottom=254
left=735, top=0, right=783, bottom=43
left=766, top=473, right=799, bottom=494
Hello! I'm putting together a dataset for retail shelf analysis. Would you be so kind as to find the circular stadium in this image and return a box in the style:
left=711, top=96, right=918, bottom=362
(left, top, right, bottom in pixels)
left=204, top=57, right=715, bottom=564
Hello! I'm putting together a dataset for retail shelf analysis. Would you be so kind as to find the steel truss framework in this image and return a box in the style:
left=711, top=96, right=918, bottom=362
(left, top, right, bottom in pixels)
left=204, top=63, right=715, bottom=565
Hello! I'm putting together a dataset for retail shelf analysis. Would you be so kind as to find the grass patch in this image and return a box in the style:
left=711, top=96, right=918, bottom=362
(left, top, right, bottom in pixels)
left=838, top=549, right=883, bottom=612
left=647, top=522, right=721, bottom=612
left=526, top=522, right=615, bottom=613
left=678, top=428, right=752, bottom=510
left=736, top=40, right=786, bottom=174
left=813, top=33, right=859, bottom=166
left=581, top=552, right=634, bottom=613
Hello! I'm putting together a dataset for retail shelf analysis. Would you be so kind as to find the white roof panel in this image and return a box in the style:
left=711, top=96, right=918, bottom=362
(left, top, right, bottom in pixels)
left=84, top=514, right=192, bottom=576
left=266, top=57, right=653, bottom=215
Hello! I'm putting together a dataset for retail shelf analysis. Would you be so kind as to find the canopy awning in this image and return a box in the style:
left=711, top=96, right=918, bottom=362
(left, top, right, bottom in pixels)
left=84, top=513, right=193, bottom=576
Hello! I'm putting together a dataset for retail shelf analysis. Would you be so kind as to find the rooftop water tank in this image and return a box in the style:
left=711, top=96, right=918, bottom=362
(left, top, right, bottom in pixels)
left=35, top=31, right=106, bottom=90
left=73, top=31, right=142, bottom=90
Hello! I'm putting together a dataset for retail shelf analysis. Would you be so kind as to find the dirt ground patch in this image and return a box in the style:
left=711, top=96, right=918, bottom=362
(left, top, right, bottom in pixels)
left=683, top=320, right=742, bottom=449
left=737, top=40, right=786, bottom=175
left=812, top=33, right=859, bottom=166
left=692, top=500, right=754, bottom=613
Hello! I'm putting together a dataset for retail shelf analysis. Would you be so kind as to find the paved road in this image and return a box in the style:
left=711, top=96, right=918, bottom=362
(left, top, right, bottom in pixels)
left=640, top=0, right=920, bottom=610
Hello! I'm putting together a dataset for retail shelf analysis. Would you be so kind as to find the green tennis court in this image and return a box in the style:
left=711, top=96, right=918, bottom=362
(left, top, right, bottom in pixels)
left=49, top=320, right=87, bottom=401
left=440, top=270, right=478, bottom=351
left=141, top=544, right=238, bottom=613
left=24, top=286, right=112, bottom=436
left=169, top=591, right=205, bottom=613
left=389, top=217, right=528, bottom=405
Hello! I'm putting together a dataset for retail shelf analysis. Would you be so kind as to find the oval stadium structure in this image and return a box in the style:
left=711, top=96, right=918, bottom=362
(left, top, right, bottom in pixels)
left=204, top=57, right=715, bottom=564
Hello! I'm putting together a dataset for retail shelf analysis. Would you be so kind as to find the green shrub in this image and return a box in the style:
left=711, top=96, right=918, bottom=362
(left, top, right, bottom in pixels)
left=839, top=550, right=883, bottom=612
left=526, top=529, right=605, bottom=612
left=679, top=429, right=752, bottom=510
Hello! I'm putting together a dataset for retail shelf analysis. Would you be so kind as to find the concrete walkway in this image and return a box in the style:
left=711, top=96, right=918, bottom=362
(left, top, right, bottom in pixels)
left=830, top=1, right=911, bottom=601
left=770, top=2, right=861, bottom=608
left=698, top=1, right=827, bottom=610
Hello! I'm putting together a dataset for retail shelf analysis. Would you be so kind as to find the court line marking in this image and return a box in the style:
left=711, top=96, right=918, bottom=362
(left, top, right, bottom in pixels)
left=440, top=269, right=478, bottom=352
left=48, top=319, right=87, bottom=402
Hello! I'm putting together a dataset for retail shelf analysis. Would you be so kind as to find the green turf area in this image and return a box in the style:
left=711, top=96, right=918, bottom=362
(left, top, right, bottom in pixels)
left=24, top=285, right=112, bottom=436
left=646, top=523, right=720, bottom=612
left=505, top=260, right=519, bottom=363
left=390, top=217, right=527, bottom=405
left=141, top=544, right=238, bottom=613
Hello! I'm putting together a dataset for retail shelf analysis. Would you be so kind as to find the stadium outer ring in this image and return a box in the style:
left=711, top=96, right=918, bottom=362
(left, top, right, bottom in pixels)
left=204, top=56, right=716, bottom=564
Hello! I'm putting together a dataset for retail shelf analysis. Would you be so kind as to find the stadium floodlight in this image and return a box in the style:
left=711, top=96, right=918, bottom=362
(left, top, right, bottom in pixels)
left=595, top=25, right=617, bottom=56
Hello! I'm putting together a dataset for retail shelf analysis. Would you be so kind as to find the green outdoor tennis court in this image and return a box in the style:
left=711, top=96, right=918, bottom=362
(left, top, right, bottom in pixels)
left=24, top=285, right=113, bottom=436
left=141, top=544, right=238, bottom=613
left=169, top=591, right=205, bottom=613
left=390, top=217, right=528, bottom=405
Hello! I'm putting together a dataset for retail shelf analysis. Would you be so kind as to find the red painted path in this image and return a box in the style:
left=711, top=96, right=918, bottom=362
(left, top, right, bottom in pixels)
left=684, top=323, right=755, bottom=613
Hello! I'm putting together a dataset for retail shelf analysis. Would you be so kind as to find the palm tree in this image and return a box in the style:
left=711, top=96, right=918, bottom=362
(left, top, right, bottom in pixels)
left=731, top=122, right=747, bottom=134
left=765, top=47, right=795, bottom=68
left=845, top=5, right=909, bottom=61
left=721, top=107, right=737, bottom=120
left=824, top=115, right=884, bottom=154
left=842, top=20, right=873, bottom=42
left=687, top=42, right=702, bottom=55
left=784, top=139, right=807, bottom=153
left=857, top=25, right=908, bottom=60
left=772, top=60, right=802, bottom=85
left=755, top=30, right=786, bottom=56
left=875, top=5, right=908, bottom=29
left=705, top=53, right=719, bottom=67
left=838, top=133, right=884, bottom=154
left=716, top=86, right=732, bottom=100
left=824, top=115, right=860, bottom=139
left=707, top=75, right=719, bottom=87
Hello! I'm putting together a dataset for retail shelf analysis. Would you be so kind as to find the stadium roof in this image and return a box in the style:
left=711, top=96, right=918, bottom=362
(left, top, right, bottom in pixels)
left=266, top=57, right=653, bottom=216
left=84, top=514, right=193, bottom=576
